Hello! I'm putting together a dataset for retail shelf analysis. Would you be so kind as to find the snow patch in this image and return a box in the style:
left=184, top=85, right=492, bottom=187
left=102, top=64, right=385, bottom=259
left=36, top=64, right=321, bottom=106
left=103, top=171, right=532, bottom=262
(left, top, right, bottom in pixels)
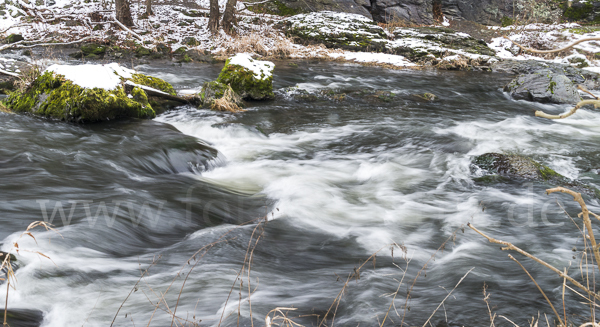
left=45, top=63, right=135, bottom=90
left=228, top=53, right=275, bottom=80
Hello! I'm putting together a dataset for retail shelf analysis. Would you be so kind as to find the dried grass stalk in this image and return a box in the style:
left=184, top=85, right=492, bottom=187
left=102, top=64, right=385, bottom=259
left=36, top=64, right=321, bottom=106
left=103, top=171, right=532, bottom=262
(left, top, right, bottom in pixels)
left=211, top=87, right=244, bottom=112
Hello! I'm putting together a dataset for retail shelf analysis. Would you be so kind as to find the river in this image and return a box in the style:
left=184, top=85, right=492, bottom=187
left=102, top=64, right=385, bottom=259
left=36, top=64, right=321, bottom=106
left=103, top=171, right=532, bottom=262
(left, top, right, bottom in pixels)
left=1, top=60, right=599, bottom=326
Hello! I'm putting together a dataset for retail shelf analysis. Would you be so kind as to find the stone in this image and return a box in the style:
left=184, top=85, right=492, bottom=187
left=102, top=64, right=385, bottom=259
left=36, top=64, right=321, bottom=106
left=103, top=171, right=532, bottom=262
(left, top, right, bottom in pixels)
left=216, top=53, right=275, bottom=100
left=504, top=70, right=582, bottom=104
left=199, top=81, right=244, bottom=108
left=281, top=11, right=388, bottom=52
left=249, top=0, right=372, bottom=19
left=472, top=153, right=564, bottom=181
left=370, top=0, right=433, bottom=24
left=4, top=64, right=178, bottom=123
left=0, top=309, right=43, bottom=327
left=6, top=33, right=23, bottom=43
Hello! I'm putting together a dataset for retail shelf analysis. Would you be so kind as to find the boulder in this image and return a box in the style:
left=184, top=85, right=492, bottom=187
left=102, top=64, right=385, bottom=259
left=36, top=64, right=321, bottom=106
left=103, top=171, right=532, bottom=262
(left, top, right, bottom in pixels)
left=6, top=33, right=23, bottom=43
left=248, top=0, right=372, bottom=18
left=370, top=0, right=433, bottom=24
left=4, top=63, right=179, bottom=123
left=216, top=53, right=275, bottom=100
left=472, top=153, right=564, bottom=181
left=281, top=11, right=388, bottom=52
left=199, top=81, right=244, bottom=108
left=504, top=70, right=581, bottom=104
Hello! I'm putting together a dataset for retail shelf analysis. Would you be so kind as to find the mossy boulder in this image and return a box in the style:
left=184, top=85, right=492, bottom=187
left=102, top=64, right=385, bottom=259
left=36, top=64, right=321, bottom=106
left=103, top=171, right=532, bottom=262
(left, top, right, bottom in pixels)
left=4, top=64, right=178, bottom=123
left=199, top=81, right=244, bottom=109
left=6, top=33, right=23, bottom=43
left=281, top=11, right=388, bottom=52
left=216, top=53, right=274, bottom=100
left=81, top=43, right=106, bottom=56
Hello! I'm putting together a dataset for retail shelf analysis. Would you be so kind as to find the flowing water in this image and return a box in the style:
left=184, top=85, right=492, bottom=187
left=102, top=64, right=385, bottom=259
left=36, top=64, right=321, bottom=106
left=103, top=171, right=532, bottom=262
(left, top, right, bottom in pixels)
left=1, top=61, right=600, bottom=327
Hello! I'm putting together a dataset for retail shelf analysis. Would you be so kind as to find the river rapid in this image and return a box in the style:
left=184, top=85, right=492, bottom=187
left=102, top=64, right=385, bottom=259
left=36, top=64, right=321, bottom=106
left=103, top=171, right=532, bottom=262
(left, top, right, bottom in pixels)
left=1, top=61, right=600, bottom=327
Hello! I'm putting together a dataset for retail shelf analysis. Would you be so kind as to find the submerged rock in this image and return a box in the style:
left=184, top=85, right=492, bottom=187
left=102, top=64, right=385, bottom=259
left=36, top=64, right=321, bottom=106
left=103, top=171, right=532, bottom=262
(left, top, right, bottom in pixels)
left=503, top=70, right=581, bottom=104
left=0, top=309, right=44, bottom=327
left=4, top=63, right=179, bottom=123
left=472, top=153, right=564, bottom=181
left=472, top=153, right=600, bottom=197
left=216, top=53, right=274, bottom=100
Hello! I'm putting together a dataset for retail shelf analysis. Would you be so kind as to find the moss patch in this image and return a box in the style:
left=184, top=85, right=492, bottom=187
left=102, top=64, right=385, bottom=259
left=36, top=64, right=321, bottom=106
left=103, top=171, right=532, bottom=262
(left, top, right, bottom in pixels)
left=130, top=73, right=176, bottom=96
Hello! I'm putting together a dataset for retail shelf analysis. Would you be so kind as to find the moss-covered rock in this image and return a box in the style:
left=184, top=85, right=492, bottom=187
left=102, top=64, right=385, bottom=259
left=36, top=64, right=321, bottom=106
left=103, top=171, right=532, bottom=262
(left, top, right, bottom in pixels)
left=81, top=43, right=106, bottom=56
left=3, top=64, right=178, bottom=123
left=472, top=153, right=564, bottom=181
left=216, top=53, right=274, bottom=100
left=199, top=81, right=244, bottom=109
left=5, top=71, right=155, bottom=122
left=281, top=11, right=388, bottom=52
left=6, top=33, right=23, bottom=43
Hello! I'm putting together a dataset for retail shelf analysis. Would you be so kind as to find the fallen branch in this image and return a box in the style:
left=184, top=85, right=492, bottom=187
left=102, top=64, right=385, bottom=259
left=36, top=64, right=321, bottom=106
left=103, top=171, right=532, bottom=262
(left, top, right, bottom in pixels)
left=535, top=99, right=600, bottom=119
left=0, top=69, right=19, bottom=77
left=124, top=82, right=190, bottom=104
left=504, top=35, right=600, bottom=54
left=112, top=19, right=143, bottom=41
left=467, top=222, right=600, bottom=301
left=545, top=187, right=600, bottom=274
left=18, top=36, right=93, bottom=49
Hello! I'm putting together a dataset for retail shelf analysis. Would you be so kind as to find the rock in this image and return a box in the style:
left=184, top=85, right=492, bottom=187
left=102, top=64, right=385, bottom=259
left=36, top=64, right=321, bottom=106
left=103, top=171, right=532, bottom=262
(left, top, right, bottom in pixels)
left=370, top=0, right=433, bottom=24
left=0, top=251, right=16, bottom=263
left=0, top=309, right=43, bottom=327
left=280, top=12, right=495, bottom=60
left=249, top=0, right=372, bottom=19
left=281, top=11, right=388, bottom=52
left=472, top=153, right=600, bottom=197
left=183, top=37, right=199, bottom=46
left=199, top=81, right=244, bottom=108
left=81, top=43, right=106, bottom=56
left=0, top=74, right=17, bottom=94
left=6, top=33, right=23, bottom=43
left=21, top=49, right=31, bottom=56
left=216, top=53, right=275, bottom=100
left=504, top=70, right=581, bottom=104
left=389, top=26, right=496, bottom=60
left=4, top=63, right=178, bottom=123
left=472, top=153, right=564, bottom=181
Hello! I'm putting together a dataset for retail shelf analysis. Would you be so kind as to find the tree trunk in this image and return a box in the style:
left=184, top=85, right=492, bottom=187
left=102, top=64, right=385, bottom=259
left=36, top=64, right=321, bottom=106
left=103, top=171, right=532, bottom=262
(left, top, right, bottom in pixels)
left=208, top=0, right=220, bottom=33
left=115, top=0, right=134, bottom=26
left=145, top=0, right=153, bottom=16
left=222, top=0, right=237, bottom=35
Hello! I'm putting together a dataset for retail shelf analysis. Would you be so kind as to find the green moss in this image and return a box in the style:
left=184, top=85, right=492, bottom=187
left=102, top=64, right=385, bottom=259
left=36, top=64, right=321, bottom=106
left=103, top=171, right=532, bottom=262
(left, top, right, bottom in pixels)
left=80, top=43, right=106, bottom=55
left=564, top=2, right=593, bottom=21
left=4, top=71, right=155, bottom=123
left=216, top=59, right=274, bottom=100
left=6, top=34, right=23, bottom=43
left=130, top=73, right=176, bottom=96
left=548, top=80, right=557, bottom=94
left=501, top=16, right=514, bottom=27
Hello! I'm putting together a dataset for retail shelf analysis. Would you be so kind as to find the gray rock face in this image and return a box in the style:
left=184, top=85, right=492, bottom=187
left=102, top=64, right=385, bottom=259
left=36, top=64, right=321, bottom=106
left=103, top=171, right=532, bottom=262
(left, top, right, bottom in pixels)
left=504, top=70, right=582, bottom=104
left=369, top=0, right=433, bottom=24
left=441, top=0, right=513, bottom=25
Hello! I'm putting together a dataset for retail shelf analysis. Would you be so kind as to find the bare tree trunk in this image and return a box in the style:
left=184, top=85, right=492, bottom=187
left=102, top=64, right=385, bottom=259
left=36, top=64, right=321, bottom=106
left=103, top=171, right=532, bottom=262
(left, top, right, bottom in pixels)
left=222, top=0, right=237, bottom=35
left=208, top=0, right=220, bottom=33
left=145, top=0, right=153, bottom=16
left=115, top=0, right=134, bottom=26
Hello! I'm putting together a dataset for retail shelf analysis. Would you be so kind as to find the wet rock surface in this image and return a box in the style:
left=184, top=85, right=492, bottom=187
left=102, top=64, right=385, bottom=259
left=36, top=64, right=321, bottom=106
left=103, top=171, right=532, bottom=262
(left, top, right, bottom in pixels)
left=0, top=309, right=44, bottom=327
left=504, top=70, right=582, bottom=104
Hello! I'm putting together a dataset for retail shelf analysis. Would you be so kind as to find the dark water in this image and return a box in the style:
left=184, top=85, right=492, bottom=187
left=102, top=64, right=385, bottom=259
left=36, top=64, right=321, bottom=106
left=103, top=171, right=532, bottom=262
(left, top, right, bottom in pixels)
left=1, top=61, right=600, bottom=327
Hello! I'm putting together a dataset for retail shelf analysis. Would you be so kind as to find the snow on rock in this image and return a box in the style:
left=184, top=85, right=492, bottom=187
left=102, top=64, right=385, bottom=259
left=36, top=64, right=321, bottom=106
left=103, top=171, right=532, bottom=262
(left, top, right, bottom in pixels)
left=45, top=63, right=134, bottom=90
left=227, top=53, right=274, bottom=80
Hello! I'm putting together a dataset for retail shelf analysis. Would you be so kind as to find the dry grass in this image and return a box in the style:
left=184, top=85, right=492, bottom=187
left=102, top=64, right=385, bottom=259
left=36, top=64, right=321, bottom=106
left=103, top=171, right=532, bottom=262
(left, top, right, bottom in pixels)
left=0, top=102, right=11, bottom=114
left=1, top=221, right=59, bottom=327
left=211, top=86, right=244, bottom=112
left=14, top=64, right=41, bottom=94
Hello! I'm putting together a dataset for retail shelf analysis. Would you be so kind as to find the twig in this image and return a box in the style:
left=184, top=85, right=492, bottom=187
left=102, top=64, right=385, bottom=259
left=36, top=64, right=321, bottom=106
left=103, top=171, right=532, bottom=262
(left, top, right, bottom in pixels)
left=508, top=254, right=564, bottom=326
left=421, top=268, right=474, bottom=327
left=546, top=187, right=600, bottom=275
left=0, top=69, right=19, bottom=77
left=468, top=222, right=600, bottom=301
left=578, top=85, right=599, bottom=100
left=535, top=99, right=600, bottom=120
left=504, top=35, right=600, bottom=54
left=112, top=19, right=143, bottom=41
